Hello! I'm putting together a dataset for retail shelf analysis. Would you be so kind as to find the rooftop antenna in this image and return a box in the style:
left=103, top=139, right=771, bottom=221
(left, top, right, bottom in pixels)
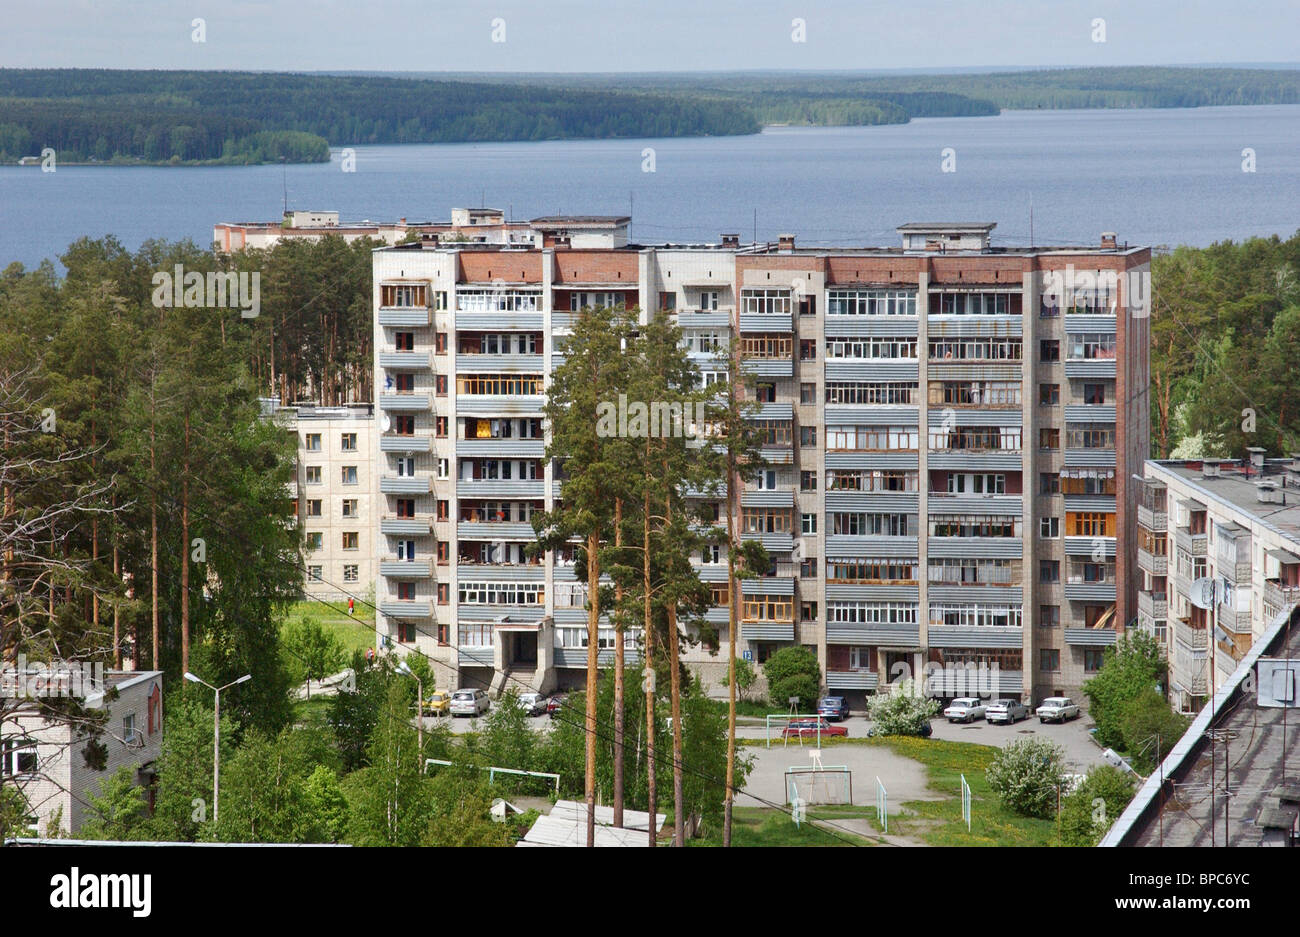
left=629, top=190, right=633, bottom=241
left=1029, top=194, right=1034, bottom=248
left=281, top=157, right=288, bottom=216
left=753, top=208, right=757, bottom=246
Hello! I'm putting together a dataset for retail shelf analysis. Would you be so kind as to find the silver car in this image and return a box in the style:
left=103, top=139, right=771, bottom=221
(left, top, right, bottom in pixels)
left=516, top=692, right=547, bottom=716
left=985, top=698, right=1030, bottom=724
left=1036, top=696, right=1081, bottom=724
left=449, top=688, right=490, bottom=717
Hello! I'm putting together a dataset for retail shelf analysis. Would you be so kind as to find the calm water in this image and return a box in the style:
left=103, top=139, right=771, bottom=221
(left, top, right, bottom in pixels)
left=2, top=105, right=1299, bottom=269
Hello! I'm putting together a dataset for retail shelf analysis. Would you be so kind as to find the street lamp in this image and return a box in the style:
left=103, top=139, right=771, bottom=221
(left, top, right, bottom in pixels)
left=395, top=660, right=423, bottom=756
left=184, top=671, right=251, bottom=825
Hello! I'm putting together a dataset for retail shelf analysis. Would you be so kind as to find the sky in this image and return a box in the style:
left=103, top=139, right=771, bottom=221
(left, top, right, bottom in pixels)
left=2, top=0, right=1297, bottom=72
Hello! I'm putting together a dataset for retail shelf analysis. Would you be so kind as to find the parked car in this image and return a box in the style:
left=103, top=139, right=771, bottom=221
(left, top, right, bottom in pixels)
left=516, top=692, right=548, bottom=716
left=985, top=698, right=1030, bottom=724
left=817, top=696, right=851, bottom=721
left=546, top=693, right=568, bottom=719
left=421, top=692, right=452, bottom=717
left=1036, top=697, right=1081, bottom=723
left=449, top=688, right=490, bottom=717
left=942, top=697, right=987, bottom=723
left=782, top=717, right=849, bottom=739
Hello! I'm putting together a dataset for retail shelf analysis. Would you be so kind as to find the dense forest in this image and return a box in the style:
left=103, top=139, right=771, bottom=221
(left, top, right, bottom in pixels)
left=2, top=66, right=1294, bottom=165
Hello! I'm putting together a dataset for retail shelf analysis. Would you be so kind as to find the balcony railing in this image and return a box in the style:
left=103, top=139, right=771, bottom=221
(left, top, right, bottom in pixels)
left=1264, top=579, right=1300, bottom=611
left=1137, top=504, right=1167, bottom=531
left=1174, top=527, right=1207, bottom=557
left=1175, top=618, right=1208, bottom=650
left=1138, top=590, right=1168, bottom=621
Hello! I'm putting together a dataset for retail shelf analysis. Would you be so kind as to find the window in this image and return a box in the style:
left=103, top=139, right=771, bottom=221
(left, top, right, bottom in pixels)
left=342, top=532, right=359, bottom=550
left=800, top=426, right=817, bottom=447
left=756, top=382, right=776, bottom=403
left=435, top=332, right=448, bottom=354
left=437, top=582, right=449, bottom=605
left=742, top=595, right=794, bottom=623
left=741, top=288, right=792, bottom=316
left=381, top=284, right=427, bottom=308
left=1040, top=649, right=1061, bottom=672
left=801, top=602, right=818, bottom=622
left=799, top=295, right=816, bottom=317
left=1040, top=516, right=1060, bottom=538
left=437, top=500, right=449, bottom=521
left=800, top=557, right=818, bottom=578
left=1039, top=427, right=1060, bottom=450
left=1065, top=424, right=1116, bottom=450
left=342, top=499, right=358, bottom=518
left=436, top=417, right=448, bottom=438
left=394, top=456, right=416, bottom=477
left=825, top=469, right=917, bottom=492
left=395, top=415, right=415, bottom=436
left=826, top=425, right=919, bottom=451
left=1039, top=383, right=1059, bottom=406
left=826, top=337, right=918, bottom=360
left=927, top=338, right=1021, bottom=362
left=308, top=565, right=322, bottom=580
left=398, top=621, right=416, bottom=643
left=304, top=433, right=321, bottom=451
left=394, top=373, right=415, bottom=394
left=394, top=331, right=414, bottom=351
left=436, top=374, right=448, bottom=396
left=306, top=499, right=322, bottom=517
left=1070, top=512, right=1114, bottom=537
left=927, top=381, right=1014, bottom=407
left=459, top=581, right=546, bottom=605
left=305, top=466, right=322, bottom=485
left=800, top=471, right=817, bottom=491
left=801, top=513, right=817, bottom=535
left=343, top=564, right=359, bottom=582
left=341, top=432, right=357, bottom=451
left=659, top=291, right=676, bottom=312
left=800, top=382, right=816, bottom=405
left=1083, top=383, right=1106, bottom=405
left=1040, top=560, right=1060, bottom=583
left=1066, top=333, right=1117, bottom=360
left=306, top=533, right=323, bottom=551
left=2, top=743, right=37, bottom=775
left=437, top=458, right=450, bottom=480
left=826, top=289, right=916, bottom=316
left=397, top=582, right=416, bottom=601
left=799, top=339, right=817, bottom=360
left=341, top=466, right=358, bottom=486
left=1039, top=605, right=1060, bottom=628
left=932, top=292, right=1014, bottom=316
left=1040, top=472, right=1060, bottom=495
left=436, top=541, right=449, bottom=564
left=1084, top=648, right=1107, bottom=672
left=1039, top=339, right=1060, bottom=362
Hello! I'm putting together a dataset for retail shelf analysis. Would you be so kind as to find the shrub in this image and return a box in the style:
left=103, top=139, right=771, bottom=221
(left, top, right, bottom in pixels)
left=1120, top=689, right=1190, bottom=772
left=985, top=738, right=1066, bottom=818
left=1059, top=764, right=1137, bottom=845
left=763, top=647, right=821, bottom=711
left=864, top=679, right=939, bottom=736
left=1082, top=631, right=1167, bottom=749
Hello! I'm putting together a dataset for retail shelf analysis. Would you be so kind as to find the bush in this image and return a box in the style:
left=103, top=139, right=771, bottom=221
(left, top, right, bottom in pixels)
left=1059, top=764, right=1137, bottom=845
left=1120, top=689, right=1190, bottom=773
left=1082, top=631, right=1168, bottom=749
left=723, top=657, right=760, bottom=703
left=763, top=647, right=821, bottom=711
left=985, top=738, right=1066, bottom=818
left=864, top=679, right=939, bottom=736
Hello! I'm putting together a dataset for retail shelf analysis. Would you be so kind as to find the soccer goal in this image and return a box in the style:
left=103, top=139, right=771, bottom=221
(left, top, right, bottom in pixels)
left=785, top=765, right=853, bottom=806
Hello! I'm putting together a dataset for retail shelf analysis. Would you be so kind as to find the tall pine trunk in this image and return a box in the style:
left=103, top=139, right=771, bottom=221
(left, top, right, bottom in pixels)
left=642, top=470, right=657, bottom=846
left=584, top=531, right=600, bottom=848
left=666, top=486, right=685, bottom=845
left=613, top=498, right=625, bottom=828
left=180, top=414, right=190, bottom=677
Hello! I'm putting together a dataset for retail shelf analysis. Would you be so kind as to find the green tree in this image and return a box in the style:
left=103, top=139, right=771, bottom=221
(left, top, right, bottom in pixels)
left=985, top=738, right=1066, bottom=819
left=1121, top=689, right=1191, bottom=773
left=1082, top=631, right=1168, bottom=749
left=147, top=696, right=237, bottom=841
left=763, top=646, right=822, bottom=711
left=341, top=682, right=432, bottom=846
left=423, top=767, right=513, bottom=847
left=1059, top=764, right=1136, bottom=846
left=79, top=766, right=151, bottom=841
left=302, top=765, right=350, bottom=843
left=284, top=616, right=345, bottom=697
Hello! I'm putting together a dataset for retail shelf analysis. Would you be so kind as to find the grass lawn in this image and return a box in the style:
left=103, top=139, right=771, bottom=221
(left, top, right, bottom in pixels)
left=280, top=599, right=376, bottom=659
left=689, top=806, right=878, bottom=847
left=856, top=737, right=1059, bottom=846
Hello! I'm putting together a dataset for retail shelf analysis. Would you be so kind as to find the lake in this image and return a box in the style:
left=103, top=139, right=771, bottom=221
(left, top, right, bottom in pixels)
left=2, top=104, right=1298, bottom=269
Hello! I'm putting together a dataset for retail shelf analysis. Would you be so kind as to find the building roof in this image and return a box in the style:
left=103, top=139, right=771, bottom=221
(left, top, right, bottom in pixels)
left=1101, top=604, right=1300, bottom=847
left=529, top=216, right=631, bottom=227
left=896, top=222, right=997, bottom=232
left=516, top=800, right=666, bottom=847
left=1148, top=459, right=1300, bottom=543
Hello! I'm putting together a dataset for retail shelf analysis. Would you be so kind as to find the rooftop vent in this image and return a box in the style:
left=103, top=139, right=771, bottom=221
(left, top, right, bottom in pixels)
left=1247, top=446, right=1267, bottom=469
left=1202, top=458, right=1224, bottom=479
left=1100, top=232, right=1118, bottom=249
left=721, top=233, right=740, bottom=249
left=778, top=233, right=796, bottom=251
left=1258, top=481, right=1286, bottom=504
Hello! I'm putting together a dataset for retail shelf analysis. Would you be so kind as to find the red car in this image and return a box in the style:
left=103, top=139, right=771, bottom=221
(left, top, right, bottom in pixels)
left=781, top=718, right=848, bottom=739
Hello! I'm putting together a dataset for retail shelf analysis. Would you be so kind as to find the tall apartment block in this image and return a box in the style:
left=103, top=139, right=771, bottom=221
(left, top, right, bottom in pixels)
left=370, top=217, right=1150, bottom=703
left=270, top=401, right=377, bottom=601
left=1137, top=452, right=1300, bottom=713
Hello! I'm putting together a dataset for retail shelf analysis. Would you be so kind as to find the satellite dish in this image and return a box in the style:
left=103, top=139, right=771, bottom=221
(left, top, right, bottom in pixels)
left=381, top=413, right=391, bottom=432
left=1189, top=577, right=1217, bottom=610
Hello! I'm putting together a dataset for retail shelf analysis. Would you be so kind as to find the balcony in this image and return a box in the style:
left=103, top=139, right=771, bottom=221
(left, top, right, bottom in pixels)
left=379, top=558, right=435, bottom=578
left=380, top=515, right=434, bottom=536
left=455, top=353, right=544, bottom=373
left=826, top=670, right=879, bottom=691
left=1064, top=627, right=1119, bottom=647
left=379, top=393, right=431, bottom=412
left=378, top=307, right=431, bottom=327
left=1220, top=560, right=1252, bottom=583
left=1137, top=504, right=1167, bottom=532
left=1137, top=590, right=1168, bottom=621
left=1174, top=618, right=1208, bottom=650
left=1264, top=579, right=1300, bottom=611
left=456, top=521, right=536, bottom=541
left=740, top=621, right=796, bottom=642
left=380, top=434, right=431, bottom=453
left=379, top=599, right=433, bottom=618
left=378, top=351, right=432, bottom=370
left=1216, top=603, right=1253, bottom=635
left=379, top=475, right=433, bottom=495
left=1064, top=580, right=1116, bottom=602
left=1175, top=527, right=1208, bottom=557
left=1137, top=547, right=1168, bottom=576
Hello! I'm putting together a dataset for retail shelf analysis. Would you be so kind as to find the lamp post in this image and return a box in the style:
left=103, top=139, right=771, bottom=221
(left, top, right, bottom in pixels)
left=184, top=671, right=251, bottom=825
left=395, top=660, right=423, bottom=757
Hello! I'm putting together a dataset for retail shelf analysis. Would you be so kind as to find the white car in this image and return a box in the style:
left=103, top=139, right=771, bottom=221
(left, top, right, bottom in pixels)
left=515, top=692, right=547, bottom=716
left=943, top=697, right=987, bottom=723
left=1036, top=696, right=1081, bottom=723
left=449, top=688, right=490, bottom=717
left=985, top=698, right=1030, bottom=724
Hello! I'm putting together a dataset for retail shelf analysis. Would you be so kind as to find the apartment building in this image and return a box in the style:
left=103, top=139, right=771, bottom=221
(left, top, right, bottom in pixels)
left=215, top=207, right=545, bottom=252
left=1138, top=452, right=1300, bottom=712
left=273, top=401, right=377, bottom=601
left=3, top=670, right=163, bottom=836
left=370, top=218, right=1150, bottom=703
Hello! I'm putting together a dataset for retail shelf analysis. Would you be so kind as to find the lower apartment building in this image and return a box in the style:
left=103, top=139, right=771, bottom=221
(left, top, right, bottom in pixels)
left=369, top=216, right=1151, bottom=703
left=1138, top=451, right=1300, bottom=713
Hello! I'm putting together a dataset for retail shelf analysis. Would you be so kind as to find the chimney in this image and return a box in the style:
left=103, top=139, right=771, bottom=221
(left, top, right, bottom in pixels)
left=1100, top=232, right=1118, bottom=250
left=1202, top=458, right=1223, bottom=479
left=1246, top=446, right=1267, bottom=470
left=721, top=233, right=740, bottom=249
left=399, top=217, right=407, bottom=226
left=778, top=233, right=796, bottom=251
